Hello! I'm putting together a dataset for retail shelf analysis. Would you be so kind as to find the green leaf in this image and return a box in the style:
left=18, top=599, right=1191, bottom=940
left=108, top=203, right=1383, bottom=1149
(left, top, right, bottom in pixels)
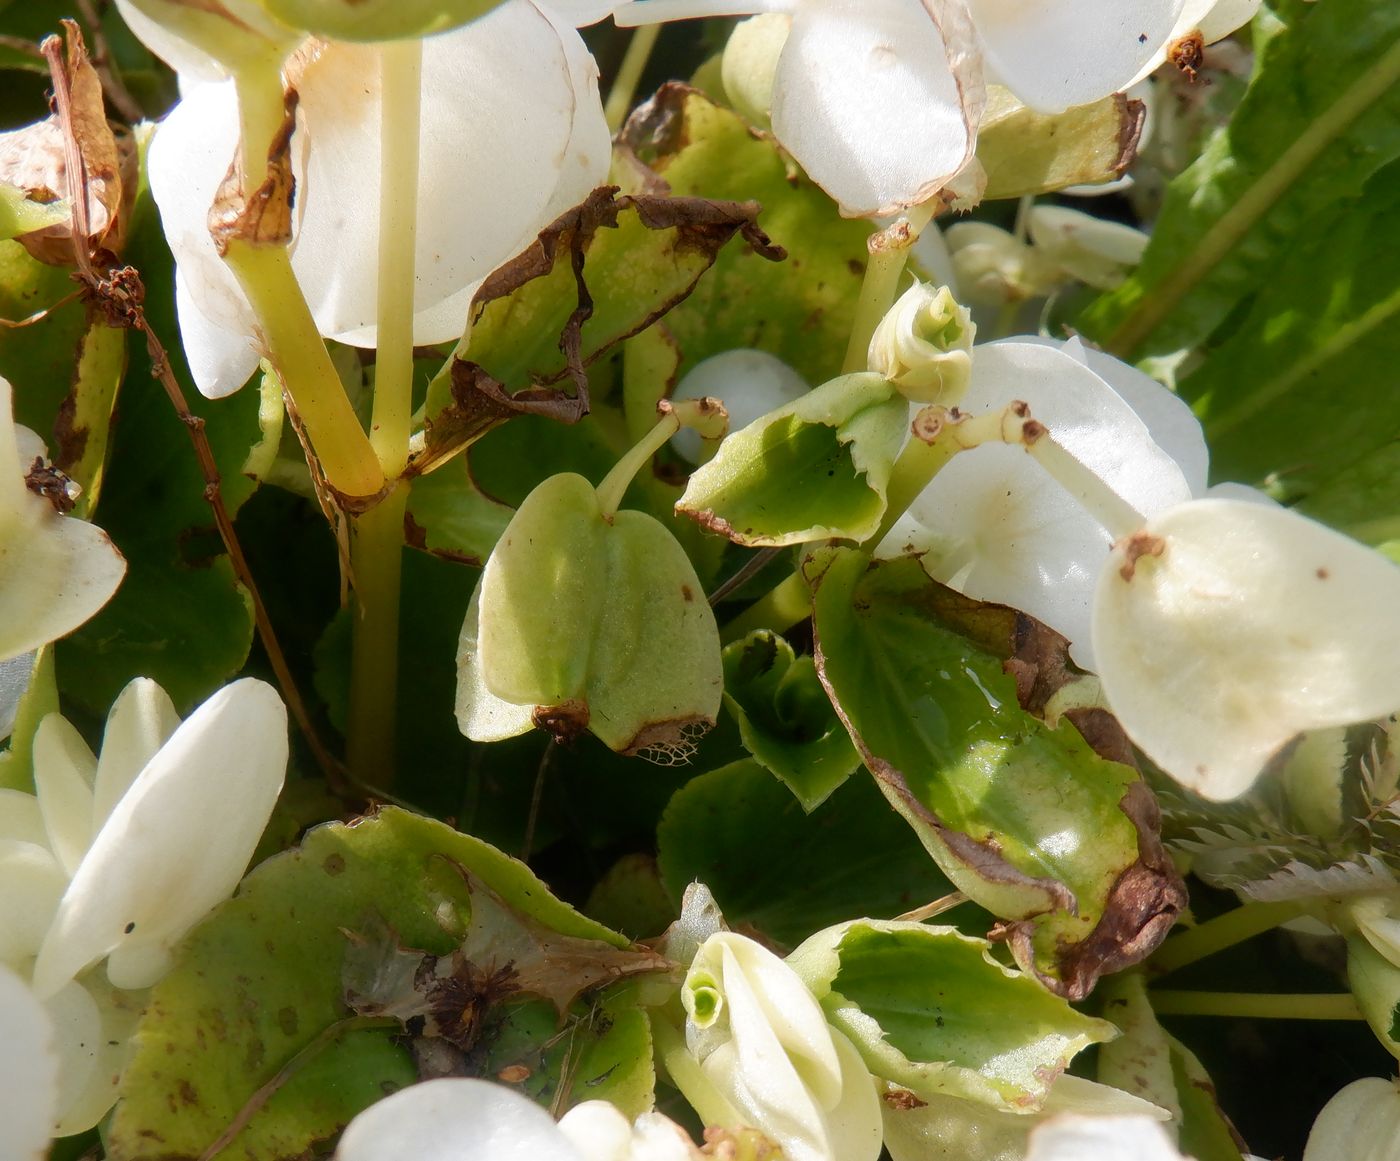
left=109, top=808, right=628, bottom=1161
left=1079, top=0, right=1400, bottom=358
left=721, top=630, right=860, bottom=811
left=1180, top=158, right=1400, bottom=516
left=787, top=920, right=1117, bottom=1110
left=656, top=759, right=959, bottom=949
left=809, top=548, right=1182, bottom=999
left=1098, top=972, right=1245, bottom=1161
left=0, top=186, right=69, bottom=240
left=404, top=454, right=514, bottom=566
left=675, top=372, right=907, bottom=546
left=583, top=854, right=677, bottom=943
left=619, top=86, right=871, bottom=402
left=416, top=187, right=776, bottom=475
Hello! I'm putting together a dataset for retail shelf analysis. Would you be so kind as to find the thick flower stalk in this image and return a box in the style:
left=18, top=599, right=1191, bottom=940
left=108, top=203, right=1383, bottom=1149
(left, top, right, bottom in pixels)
left=1, top=677, right=288, bottom=1134
left=613, top=0, right=1254, bottom=217
left=137, top=1, right=612, bottom=400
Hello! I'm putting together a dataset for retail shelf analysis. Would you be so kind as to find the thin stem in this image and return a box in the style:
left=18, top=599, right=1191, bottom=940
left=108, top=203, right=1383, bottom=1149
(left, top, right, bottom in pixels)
left=605, top=24, right=661, bottom=132
left=707, top=545, right=784, bottom=606
left=896, top=891, right=968, bottom=922
left=1149, top=990, right=1364, bottom=1021
left=345, top=40, right=422, bottom=786
left=595, top=411, right=681, bottom=517
left=1149, top=900, right=1309, bottom=978
left=842, top=203, right=935, bottom=375
left=1023, top=431, right=1145, bottom=540
left=720, top=570, right=810, bottom=644
left=222, top=242, right=384, bottom=500
left=346, top=482, right=408, bottom=786
left=232, top=65, right=286, bottom=194
left=197, top=1015, right=400, bottom=1161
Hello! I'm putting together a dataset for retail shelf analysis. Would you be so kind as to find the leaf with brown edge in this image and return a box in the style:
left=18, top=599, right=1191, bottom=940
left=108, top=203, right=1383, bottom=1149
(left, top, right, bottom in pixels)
left=412, top=185, right=782, bottom=476
left=807, top=547, right=1184, bottom=999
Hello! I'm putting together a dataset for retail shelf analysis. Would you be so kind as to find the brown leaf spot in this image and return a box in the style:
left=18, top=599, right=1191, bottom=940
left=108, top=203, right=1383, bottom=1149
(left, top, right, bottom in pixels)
left=882, top=1088, right=928, bottom=1111
left=1315, top=566, right=1330, bottom=580
left=323, top=852, right=346, bottom=876
left=497, top=1064, right=531, bottom=1084
left=276, top=1007, right=298, bottom=1037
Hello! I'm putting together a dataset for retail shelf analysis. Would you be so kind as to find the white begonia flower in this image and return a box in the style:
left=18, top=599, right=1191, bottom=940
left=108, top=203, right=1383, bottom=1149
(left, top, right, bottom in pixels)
left=140, top=0, right=611, bottom=398
left=944, top=220, right=1064, bottom=311
left=1024, top=1113, right=1190, bottom=1161
left=669, top=349, right=810, bottom=464
left=1026, top=205, right=1149, bottom=292
left=1092, top=499, right=1400, bottom=802
left=0, top=375, right=126, bottom=662
left=333, top=1077, right=701, bottom=1161
left=0, top=962, right=58, bottom=1161
left=1126, top=0, right=1263, bottom=88
left=867, top=281, right=975, bottom=403
left=877, top=335, right=1200, bottom=670
left=1303, top=1077, right=1400, bottom=1161
left=30, top=677, right=288, bottom=995
left=0, top=678, right=286, bottom=1133
left=680, top=931, right=883, bottom=1161
left=615, top=0, right=1189, bottom=217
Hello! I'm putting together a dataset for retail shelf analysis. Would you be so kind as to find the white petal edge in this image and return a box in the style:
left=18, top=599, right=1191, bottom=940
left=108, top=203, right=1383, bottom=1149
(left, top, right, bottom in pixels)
left=771, top=0, right=981, bottom=217
left=91, top=677, right=182, bottom=833
left=1024, top=1112, right=1188, bottom=1161
left=0, top=962, right=58, bottom=1161
left=32, top=713, right=98, bottom=878
left=333, top=1078, right=586, bottom=1161
left=670, top=349, right=810, bottom=464
left=968, top=0, right=1185, bottom=114
left=32, top=679, right=288, bottom=996
left=1303, top=1078, right=1400, bottom=1161
left=1093, top=499, right=1400, bottom=800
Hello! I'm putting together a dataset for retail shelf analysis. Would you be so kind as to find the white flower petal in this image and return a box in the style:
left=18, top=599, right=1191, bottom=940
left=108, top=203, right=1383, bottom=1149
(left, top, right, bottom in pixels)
left=0, top=962, right=58, bottom=1161
left=50, top=974, right=144, bottom=1136
left=886, top=339, right=1191, bottom=667
left=1303, top=1078, right=1400, bottom=1161
left=557, top=1101, right=636, bottom=1161
left=91, top=678, right=182, bottom=833
left=0, top=787, right=47, bottom=844
left=33, top=714, right=98, bottom=877
left=334, top=1078, right=585, bottom=1161
left=0, top=381, right=127, bottom=662
left=1094, top=499, right=1400, bottom=800
left=1026, top=206, right=1148, bottom=291
left=173, top=270, right=262, bottom=400
left=968, top=0, right=1185, bottom=114
left=1025, top=1112, right=1188, bottom=1161
left=771, top=0, right=981, bottom=217
left=113, top=0, right=229, bottom=81
left=670, top=349, right=810, bottom=464
left=32, top=679, right=288, bottom=996
left=294, top=4, right=606, bottom=345
left=42, top=979, right=101, bottom=1135
left=0, top=839, right=67, bottom=963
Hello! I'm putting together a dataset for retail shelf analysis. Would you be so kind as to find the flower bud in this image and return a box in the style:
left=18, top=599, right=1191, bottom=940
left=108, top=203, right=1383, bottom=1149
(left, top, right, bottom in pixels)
left=1027, top=205, right=1148, bottom=292
left=255, top=0, right=508, bottom=42
left=945, top=221, right=1062, bottom=310
left=867, top=282, right=974, bottom=404
left=1304, top=1077, right=1400, bottom=1161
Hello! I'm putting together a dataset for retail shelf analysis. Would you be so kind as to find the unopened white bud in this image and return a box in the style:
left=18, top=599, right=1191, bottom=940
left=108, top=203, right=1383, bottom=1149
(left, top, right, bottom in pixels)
left=867, top=281, right=974, bottom=404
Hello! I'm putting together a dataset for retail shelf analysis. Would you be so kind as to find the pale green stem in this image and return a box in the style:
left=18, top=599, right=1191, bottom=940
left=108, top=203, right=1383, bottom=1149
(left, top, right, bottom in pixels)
left=596, top=411, right=681, bottom=517
left=1149, top=900, right=1309, bottom=978
left=649, top=1013, right=745, bottom=1129
left=232, top=64, right=285, bottom=193
left=842, top=203, right=936, bottom=374
left=222, top=242, right=384, bottom=500
left=347, top=482, right=409, bottom=785
left=1024, top=430, right=1145, bottom=540
left=1149, top=990, right=1364, bottom=1021
left=605, top=24, right=661, bottom=132
left=347, top=43, right=423, bottom=785
left=720, top=570, right=811, bottom=644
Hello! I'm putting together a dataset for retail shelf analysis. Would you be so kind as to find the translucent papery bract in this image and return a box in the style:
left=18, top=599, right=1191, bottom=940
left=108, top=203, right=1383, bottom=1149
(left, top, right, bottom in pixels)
left=0, top=962, right=57, bottom=1161
left=683, top=933, right=883, bottom=1161
left=771, top=0, right=982, bottom=217
left=31, top=679, right=288, bottom=996
left=1024, top=1113, right=1188, bottom=1161
left=1093, top=499, right=1400, bottom=801
left=296, top=3, right=609, bottom=346
left=47, top=974, right=144, bottom=1136
left=333, top=1078, right=586, bottom=1161
left=1303, top=1078, right=1400, bottom=1161
left=967, top=0, right=1184, bottom=114
left=879, top=339, right=1192, bottom=669
left=0, top=379, right=127, bottom=661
